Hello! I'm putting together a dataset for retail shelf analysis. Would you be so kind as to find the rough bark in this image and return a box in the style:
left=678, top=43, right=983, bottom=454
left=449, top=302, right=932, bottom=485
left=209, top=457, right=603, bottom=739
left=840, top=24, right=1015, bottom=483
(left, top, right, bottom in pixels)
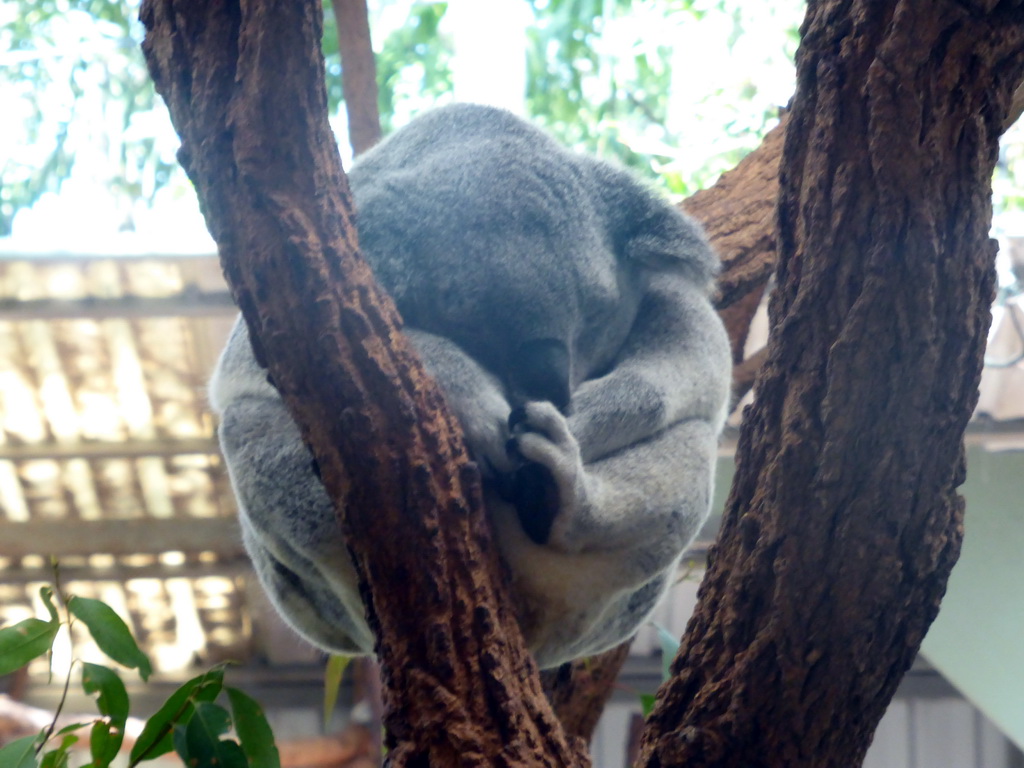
left=684, top=118, right=786, bottom=314
left=729, top=346, right=768, bottom=411
left=638, top=2, right=1024, bottom=766
left=334, top=0, right=381, bottom=156
left=541, top=644, right=633, bottom=744
left=139, top=1, right=583, bottom=766
left=1005, top=79, right=1024, bottom=130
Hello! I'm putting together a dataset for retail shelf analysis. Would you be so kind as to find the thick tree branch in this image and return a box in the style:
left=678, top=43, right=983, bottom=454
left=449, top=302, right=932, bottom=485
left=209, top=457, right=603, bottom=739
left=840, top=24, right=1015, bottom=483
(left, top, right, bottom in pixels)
left=684, top=117, right=786, bottom=313
left=542, top=644, right=632, bottom=744
left=1004, top=79, right=1024, bottom=131
left=139, top=1, right=582, bottom=765
left=638, top=2, right=1024, bottom=765
left=730, top=346, right=768, bottom=410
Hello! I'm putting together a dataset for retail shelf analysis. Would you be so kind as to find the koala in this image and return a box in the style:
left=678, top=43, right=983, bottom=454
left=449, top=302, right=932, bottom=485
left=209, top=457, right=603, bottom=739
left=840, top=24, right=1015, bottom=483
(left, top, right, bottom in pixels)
left=209, top=103, right=731, bottom=668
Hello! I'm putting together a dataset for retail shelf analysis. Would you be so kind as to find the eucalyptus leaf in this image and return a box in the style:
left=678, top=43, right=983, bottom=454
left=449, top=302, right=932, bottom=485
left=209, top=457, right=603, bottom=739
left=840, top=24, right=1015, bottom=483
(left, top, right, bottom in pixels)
left=82, top=663, right=130, bottom=725
left=39, top=587, right=59, bottom=624
left=0, top=734, right=41, bottom=768
left=129, top=668, right=224, bottom=765
left=178, top=702, right=247, bottom=768
left=67, top=597, right=152, bottom=680
left=54, top=723, right=90, bottom=736
left=0, top=618, right=60, bottom=676
left=640, top=692, right=657, bottom=718
left=171, top=725, right=188, bottom=767
left=82, top=663, right=128, bottom=767
left=38, top=734, right=77, bottom=768
left=88, top=721, right=112, bottom=768
left=227, top=687, right=281, bottom=768
left=322, top=655, right=351, bottom=730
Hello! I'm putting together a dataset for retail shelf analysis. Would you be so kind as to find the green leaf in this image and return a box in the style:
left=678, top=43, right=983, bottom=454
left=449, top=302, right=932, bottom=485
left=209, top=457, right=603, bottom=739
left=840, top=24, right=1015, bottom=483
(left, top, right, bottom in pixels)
left=175, top=702, right=246, bottom=768
left=0, top=735, right=41, bottom=768
left=653, top=623, right=680, bottom=682
left=227, top=687, right=281, bottom=768
left=129, top=667, right=224, bottom=765
left=38, top=734, right=77, bottom=768
left=54, top=723, right=91, bottom=736
left=88, top=722, right=112, bottom=768
left=82, top=663, right=130, bottom=724
left=39, top=587, right=59, bottom=624
left=67, top=597, right=152, bottom=681
left=322, top=654, right=351, bottom=730
left=639, top=692, right=657, bottom=718
left=0, top=618, right=60, bottom=676
left=171, top=725, right=188, bottom=766
left=82, top=663, right=129, bottom=767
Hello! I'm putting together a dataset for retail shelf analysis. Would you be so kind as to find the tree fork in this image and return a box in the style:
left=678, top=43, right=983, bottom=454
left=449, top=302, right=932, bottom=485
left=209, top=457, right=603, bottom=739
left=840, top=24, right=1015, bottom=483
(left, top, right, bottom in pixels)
left=638, top=2, right=1024, bottom=766
left=139, top=1, right=583, bottom=765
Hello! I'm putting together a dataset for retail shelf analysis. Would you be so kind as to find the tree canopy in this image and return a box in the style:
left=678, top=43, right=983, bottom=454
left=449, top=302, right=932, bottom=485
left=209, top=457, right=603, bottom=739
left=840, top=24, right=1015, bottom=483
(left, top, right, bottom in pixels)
left=3, top=0, right=799, bottom=236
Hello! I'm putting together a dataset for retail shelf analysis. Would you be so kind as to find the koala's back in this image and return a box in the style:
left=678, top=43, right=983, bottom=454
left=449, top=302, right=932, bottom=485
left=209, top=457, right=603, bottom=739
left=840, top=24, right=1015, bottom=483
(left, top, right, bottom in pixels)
left=211, top=104, right=731, bottom=669
left=347, top=104, right=641, bottom=400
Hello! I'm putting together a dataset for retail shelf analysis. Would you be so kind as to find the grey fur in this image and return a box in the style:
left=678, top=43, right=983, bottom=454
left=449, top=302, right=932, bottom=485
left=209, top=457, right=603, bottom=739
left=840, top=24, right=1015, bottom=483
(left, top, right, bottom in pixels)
left=209, top=104, right=731, bottom=668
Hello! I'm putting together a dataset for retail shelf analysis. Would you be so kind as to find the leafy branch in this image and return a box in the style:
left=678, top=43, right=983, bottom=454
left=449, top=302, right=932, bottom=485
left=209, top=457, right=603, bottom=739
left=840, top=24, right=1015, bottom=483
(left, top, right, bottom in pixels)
left=0, top=567, right=280, bottom=768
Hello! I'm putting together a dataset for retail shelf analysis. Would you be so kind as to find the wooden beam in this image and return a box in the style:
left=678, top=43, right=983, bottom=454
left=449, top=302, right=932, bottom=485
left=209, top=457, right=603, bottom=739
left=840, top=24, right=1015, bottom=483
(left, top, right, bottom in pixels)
left=0, top=516, right=244, bottom=558
left=0, top=292, right=236, bottom=320
left=0, top=438, right=221, bottom=461
left=0, top=556, right=251, bottom=584
left=0, top=249, right=218, bottom=262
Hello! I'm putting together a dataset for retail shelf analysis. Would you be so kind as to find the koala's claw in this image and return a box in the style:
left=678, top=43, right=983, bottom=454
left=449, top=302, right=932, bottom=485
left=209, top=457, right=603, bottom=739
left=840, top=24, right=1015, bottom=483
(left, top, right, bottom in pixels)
left=504, top=401, right=587, bottom=547
left=505, top=437, right=523, bottom=463
left=510, top=402, right=576, bottom=456
left=508, top=406, right=529, bottom=432
left=510, top=463, right=560, bottom=545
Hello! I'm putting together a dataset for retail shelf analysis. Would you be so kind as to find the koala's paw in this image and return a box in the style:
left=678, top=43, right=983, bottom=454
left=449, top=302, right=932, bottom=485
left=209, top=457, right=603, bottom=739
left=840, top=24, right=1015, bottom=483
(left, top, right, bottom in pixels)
left=457, top=390, right=516, bottom=479
left=505, top=402, right=587, bottom=547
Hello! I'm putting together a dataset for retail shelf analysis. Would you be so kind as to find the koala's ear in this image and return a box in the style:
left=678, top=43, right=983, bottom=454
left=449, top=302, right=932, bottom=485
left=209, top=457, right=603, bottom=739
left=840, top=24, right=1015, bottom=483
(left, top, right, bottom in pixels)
left=586, top=158, right=719, bottom=288
left=622, top=205, right=718, bottom=282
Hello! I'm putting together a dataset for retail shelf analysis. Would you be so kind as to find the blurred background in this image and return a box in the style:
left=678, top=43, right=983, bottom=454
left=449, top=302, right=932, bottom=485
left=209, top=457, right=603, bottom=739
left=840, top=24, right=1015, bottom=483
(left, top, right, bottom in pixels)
left=1, top=2, right=1023, bottom=766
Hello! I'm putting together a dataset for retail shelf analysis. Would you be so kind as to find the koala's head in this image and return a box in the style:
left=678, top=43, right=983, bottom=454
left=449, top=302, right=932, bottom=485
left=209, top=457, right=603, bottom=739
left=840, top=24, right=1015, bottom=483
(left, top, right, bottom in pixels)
left=385, top=219, right=615, bottom=410
left=347, top=106, right=716, bottom=408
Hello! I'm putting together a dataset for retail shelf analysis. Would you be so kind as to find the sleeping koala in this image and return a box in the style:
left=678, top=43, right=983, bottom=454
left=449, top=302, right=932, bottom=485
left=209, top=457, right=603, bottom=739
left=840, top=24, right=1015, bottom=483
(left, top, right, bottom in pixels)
left=209, top=103, right=731, bottom=668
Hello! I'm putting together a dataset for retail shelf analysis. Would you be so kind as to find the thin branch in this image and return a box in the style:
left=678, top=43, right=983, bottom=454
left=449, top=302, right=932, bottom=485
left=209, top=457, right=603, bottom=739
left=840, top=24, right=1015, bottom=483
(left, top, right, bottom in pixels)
left=335, top=0, right=381, bottom=155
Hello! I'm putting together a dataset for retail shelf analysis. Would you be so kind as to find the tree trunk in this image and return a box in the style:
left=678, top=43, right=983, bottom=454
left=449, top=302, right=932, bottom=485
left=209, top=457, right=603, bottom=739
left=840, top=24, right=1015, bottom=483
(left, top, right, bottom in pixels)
left=140, top=1, right=583, bottom=766
left=638, top=2, right=1024, bottom=766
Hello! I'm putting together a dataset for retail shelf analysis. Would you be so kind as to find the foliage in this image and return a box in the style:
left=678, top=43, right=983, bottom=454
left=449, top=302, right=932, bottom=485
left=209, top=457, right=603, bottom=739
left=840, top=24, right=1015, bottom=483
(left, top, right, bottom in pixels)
left=1, top=0, right=459, bottom=234
left=524, top=0, right=800, bottom=194
left=0, top=570, right=279, bottom=768
left=2, top=0, right=793, bottom=237
left=323, top=1, right=454, bottom=136
left=0, top=0, right=175, bottom=236
left=5, top=0, right=1023, bottom=240
left=322, top=654, right=352, bottom=730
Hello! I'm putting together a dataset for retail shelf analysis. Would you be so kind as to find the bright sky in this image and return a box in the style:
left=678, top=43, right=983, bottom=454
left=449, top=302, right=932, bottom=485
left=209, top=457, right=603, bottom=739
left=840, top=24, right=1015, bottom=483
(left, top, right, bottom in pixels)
left=0, top=0, right=810, bottom=254
left=4, top=0, right=1021, bottom=285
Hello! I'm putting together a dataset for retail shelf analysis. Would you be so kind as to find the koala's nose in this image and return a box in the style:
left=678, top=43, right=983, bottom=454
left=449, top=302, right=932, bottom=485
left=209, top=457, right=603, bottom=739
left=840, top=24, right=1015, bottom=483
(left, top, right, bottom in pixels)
left=510, top=338, right=571, bottom=411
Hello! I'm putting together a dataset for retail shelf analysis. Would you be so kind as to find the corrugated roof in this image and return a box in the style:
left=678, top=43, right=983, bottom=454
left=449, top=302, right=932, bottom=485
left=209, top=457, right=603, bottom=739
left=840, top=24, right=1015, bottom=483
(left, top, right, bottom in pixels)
left=0, top=254, right=271, bottom=674
left=1, top=249, right=1022, bottom=677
